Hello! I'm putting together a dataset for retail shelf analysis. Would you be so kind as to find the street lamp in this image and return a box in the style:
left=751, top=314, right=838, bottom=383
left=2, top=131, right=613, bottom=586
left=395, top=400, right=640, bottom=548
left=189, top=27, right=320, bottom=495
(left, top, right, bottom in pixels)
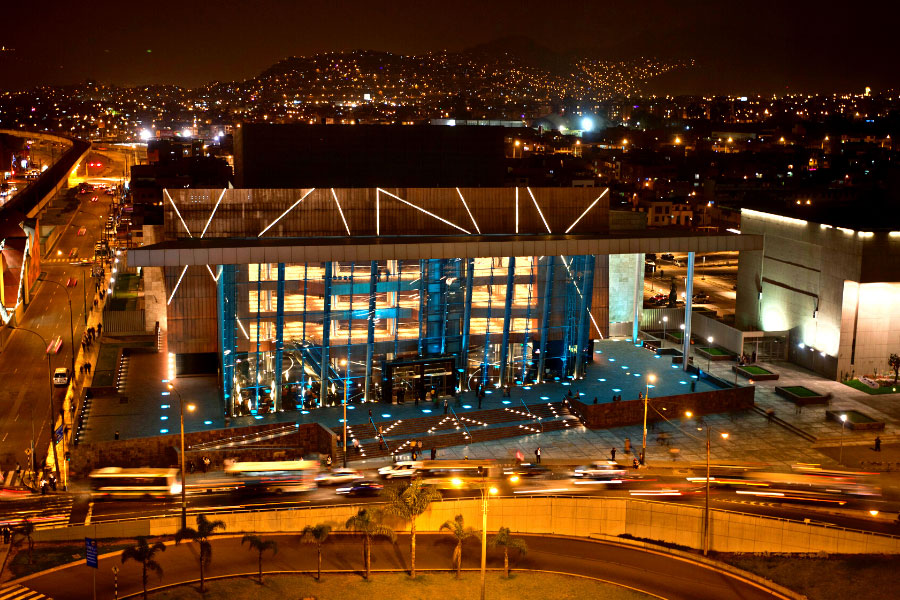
left=39, top=277, right=77, bottom=390
left=14, top=327, right=61, bottom=489
left=478, top=466, right=498, bottom=600
left=167, top=383, right=195, bottom=529
left=641, top=374, right=655, bottom=465
left=839, top=414, right=847, bottom=465
left=662, top=316, right=668, bottom=347
left=706, top=336, right=714, bottom=372
left=686, top=411, right=728, bottom=556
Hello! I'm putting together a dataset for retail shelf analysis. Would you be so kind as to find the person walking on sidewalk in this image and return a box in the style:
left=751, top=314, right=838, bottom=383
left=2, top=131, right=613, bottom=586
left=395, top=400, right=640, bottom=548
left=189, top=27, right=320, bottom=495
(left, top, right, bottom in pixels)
left=875, top=436, right=882, bottom=452
left=443, top=398, right=449, bottom=415
left=610, top=447, right=616, bottom=461
left=534, top=446, right=541, bottom=464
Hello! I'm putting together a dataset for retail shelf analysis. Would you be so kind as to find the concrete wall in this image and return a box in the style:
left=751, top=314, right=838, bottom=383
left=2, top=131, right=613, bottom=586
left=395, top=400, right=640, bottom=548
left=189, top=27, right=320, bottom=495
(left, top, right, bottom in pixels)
left=34, top=496, right=900, bottom=554
left=71, top=422, right=336, bottom=477
left=838, top=281, right=900, bottom=380
left=609, top=253, right=643, bottom=325
left=689, top=313, right=744, bottom=355
left=570, top=385, right=754, bottom=429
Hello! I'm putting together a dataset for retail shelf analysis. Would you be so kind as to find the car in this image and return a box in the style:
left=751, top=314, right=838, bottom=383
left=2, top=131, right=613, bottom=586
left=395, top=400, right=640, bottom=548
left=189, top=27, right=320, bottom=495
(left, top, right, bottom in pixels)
left=336, top=480, right=383, bottom=497
left=378, top=461, right=421, bottom=479
left=47, top=336, right=63, bottom=354
left=660, top=253, right=675, bottom=261
left=79, top=259, right=93, bottom=266
left=52, top=368, right=70, bottom=387
left=66, top=277, right=78, bottom=288
left=573, top=461, right=627, bottom=480
left=504, top=463, right=552, bottom=483
left=90, top=196, right=99, bottom=203
left=68, top=247, right=78, bottom=258
left=315, top=468, right=365, bottom=486
left=77, top=227, right=87, bottom=236
left=692, top=292, right=710, bottom=302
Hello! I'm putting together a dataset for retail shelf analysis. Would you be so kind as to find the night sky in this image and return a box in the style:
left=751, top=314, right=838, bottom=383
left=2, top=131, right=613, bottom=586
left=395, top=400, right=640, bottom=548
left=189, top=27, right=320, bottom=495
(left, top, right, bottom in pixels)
left=1, top=0, right=896, bottom=93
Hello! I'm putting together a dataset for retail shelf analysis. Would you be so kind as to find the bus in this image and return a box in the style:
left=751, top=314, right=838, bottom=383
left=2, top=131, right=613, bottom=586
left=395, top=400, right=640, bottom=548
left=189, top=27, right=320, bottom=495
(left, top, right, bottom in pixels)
left=89, top=467, right=180, bottom=499
left=417, top=459, right=501, bottom=490
left=224, top=459, right=318, bottom=494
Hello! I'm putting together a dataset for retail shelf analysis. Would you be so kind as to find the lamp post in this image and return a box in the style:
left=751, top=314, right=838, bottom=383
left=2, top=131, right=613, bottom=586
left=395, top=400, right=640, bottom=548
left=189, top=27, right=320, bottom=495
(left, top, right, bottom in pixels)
left=839, top=413, right=847, bottom=465
left=686, top=411, right=728, bottom=556
left=39, top=277, right=77, bottom=388
left=478, top=467, right=498, bottom=600
left=706, top=336, right=714, bottom=372
left=167, top=384, right=194, bottom=530
left=14, top=327, right=61, bottom=489
left=662, top=316, right=668, bottom=348
left=341, top=358, right=349, bottom=467
left=641, top=374, right=655, bottom=465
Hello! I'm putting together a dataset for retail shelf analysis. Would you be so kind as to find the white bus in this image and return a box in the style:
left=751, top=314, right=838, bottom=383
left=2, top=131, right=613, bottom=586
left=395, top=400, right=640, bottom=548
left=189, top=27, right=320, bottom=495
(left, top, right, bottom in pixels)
left=224, top=459, right=318, bottom=494
left=89, top=467, right=180, bottom=499
left=417, top=459, right=501, bottom=490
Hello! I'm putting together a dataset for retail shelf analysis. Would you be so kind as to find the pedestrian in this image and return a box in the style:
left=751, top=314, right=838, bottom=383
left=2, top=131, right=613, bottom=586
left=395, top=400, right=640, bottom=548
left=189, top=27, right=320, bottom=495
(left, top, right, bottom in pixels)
left=353, top=437, right=360, bottom=453
left=632, top=457, right=640, bottom=469
left=189, top=459, right=195, bottom=474
left=2, top=526, right=9, bottom=544
left=443, top=398, right=449, bottom=415
left=690, top=381, right=696, bottom=392
left=49, top=473, right=57, bottom=491
left=610, top=447, right=616, bottom=461
left=765, top=408, right=775, bottom=424
left=593, top=396, right=598, bottom=405
left=202, top=456, right=210, bottom=473
left=416, top=390, right=421, bottom=406
left=368, top=408, right=373, bottom=418
left=431, top=447, right=437, bottom=460
left=114, top=430, right=119, bottom=440
left=97, top=323, right=102, bottom=336
left=325, top=455, right=333, bottom=468
left=875, top=436, right=882, bottom=452
left=795, top=402, right=802, bottom=415
left=535, top=446, right=541, bottom=464
left=566, top=389, right=573, bottom=398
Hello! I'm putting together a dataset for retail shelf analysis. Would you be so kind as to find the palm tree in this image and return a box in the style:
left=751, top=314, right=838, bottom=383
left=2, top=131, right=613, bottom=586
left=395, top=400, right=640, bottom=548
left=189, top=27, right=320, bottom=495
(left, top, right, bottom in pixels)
left=241, top=535, right=277, bottom=584
left=344, top=508, right=395, bottom=580
left=489, top=527, right=527, bottom=578
left=440, top=514, right=479, bottom=578
left=300, top=524, right=331, bottom=581
left=12, top=518, right=35, bottom=564
left=174, top=513, right=226, bottom=593
left=121, top=536, right=167, bottom=600
left=382, top=478, right=441, bottom=577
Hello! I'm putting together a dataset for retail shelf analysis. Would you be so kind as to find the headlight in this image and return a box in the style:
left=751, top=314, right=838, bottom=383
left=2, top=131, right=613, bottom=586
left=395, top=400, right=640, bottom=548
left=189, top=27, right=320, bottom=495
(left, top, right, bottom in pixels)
left=451, top=478, right=463, bottom=487
left=509, top=475, right=520, bottom=483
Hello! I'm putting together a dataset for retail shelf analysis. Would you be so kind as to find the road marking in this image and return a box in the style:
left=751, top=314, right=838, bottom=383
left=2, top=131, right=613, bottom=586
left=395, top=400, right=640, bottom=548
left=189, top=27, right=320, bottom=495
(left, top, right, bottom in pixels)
left=1, top=433, right=7, bottom=442
left=84, top=502, right=93, bottom=525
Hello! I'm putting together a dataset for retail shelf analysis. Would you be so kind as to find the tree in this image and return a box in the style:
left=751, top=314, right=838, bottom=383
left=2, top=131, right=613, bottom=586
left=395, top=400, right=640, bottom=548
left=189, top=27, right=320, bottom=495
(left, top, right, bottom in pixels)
left=889, top=353, right=900, bottom=383
left=439, top=514, right=479, bottom=578
left=121, top=536, right=167, bottom=600
left=174, top=513, right=226, bottom=593
left=489, top=527, right=527, bottom=578
left=241, top=535, right=277, bottom=584
left=382, top=478, right=441, bottom=577
left=12, top=519, right=35, bottom=564
left=344, top=508, right=395, bottom=580
left=300, top=523, right=332, bottom=581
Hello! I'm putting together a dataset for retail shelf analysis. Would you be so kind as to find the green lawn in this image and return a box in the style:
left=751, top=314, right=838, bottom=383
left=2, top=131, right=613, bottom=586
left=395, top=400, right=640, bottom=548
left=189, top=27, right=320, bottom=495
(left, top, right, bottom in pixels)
left=7, top=542, right=134, bottom=579
left=781, top=386, right=821, bottom=397
left=842, top=379, right=900, bottom=395
left=148, top=572, right=654, bottom=600
left=728, top=554, right=900, bottom=600
left=739, top=365, right=773, bottom=375
left=699, top=347, right=734, bottom=356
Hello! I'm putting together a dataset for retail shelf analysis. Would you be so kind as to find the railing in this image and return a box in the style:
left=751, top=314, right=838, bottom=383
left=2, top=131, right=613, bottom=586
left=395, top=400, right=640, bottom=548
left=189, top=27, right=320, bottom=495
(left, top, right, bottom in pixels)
left=188, top=423, right=300, bottom=451
left=448, top=406, right=472, bottom=441
left=520, top=398, right=544, bottom=432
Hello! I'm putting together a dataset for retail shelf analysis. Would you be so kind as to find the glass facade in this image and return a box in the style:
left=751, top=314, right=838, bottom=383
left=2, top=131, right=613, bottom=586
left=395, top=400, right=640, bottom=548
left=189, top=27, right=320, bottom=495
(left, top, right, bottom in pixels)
left=218, top=255, right=596, bottom=417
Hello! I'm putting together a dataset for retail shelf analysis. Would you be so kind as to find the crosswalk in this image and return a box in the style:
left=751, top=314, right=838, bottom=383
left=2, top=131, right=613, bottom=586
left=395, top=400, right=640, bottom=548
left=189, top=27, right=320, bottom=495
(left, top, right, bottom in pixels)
left=0, top=584, right=51, bottom=600
left=0, top=495, right=74, bottom=530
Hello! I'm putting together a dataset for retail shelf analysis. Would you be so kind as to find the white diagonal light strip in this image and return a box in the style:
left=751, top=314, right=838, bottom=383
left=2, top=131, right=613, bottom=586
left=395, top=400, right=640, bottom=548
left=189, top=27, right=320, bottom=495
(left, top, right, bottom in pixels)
left=165, top=189, right=193, bottom=238
left=515, top=187, right=519, bottom=234
left=377, top=188, right=471, bottom=234
left=206, top=264, right=219, bottom=283
left=560, top=254, right=603, bottom=338
left=455, top=187, right=480, bottom=234
left=167, top=265, right=189, bottom=305
left=236, top=318, right=250, bottom=340
left=565, top=188, right=609, bottom=234
left=526, top=187, right=552, bottom=234
left=200, top=188, right=227, bottom=238
left=330, top=188, right=351, bottom=235
left=258, top=188, right=316, bottom=237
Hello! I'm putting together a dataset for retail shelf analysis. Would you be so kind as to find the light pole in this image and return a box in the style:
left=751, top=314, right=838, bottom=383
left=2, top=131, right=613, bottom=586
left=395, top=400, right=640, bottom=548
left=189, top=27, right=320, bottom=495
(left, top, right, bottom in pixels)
left=40, top=277, right=77, bottom=386
left=341, top=359, right=349, bottom=467
left=641, top=374, right=655, bottom=465
left=839, top=413, right=847, bottom=465
left=686, top=411, right=728, bottom=556
left=662, top=316, right=668, bottom=347
left=478, top=467, right=498, bottom=600
left=14, top=327, right=61, bottom=489
left=706, top=336, right=714, bottom=372
left=167, top=383, right=195, bottom=530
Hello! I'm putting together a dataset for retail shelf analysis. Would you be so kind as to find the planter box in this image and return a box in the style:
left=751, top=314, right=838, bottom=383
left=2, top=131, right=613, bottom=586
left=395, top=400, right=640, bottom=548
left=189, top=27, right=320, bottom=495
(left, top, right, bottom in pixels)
left=696, top=347, right=737, bottom=362
left=732, top=365, right=779, bottom=381
left=826, top=410, right=885, bottom=431
left=775, top=386, right=829, bottom=405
